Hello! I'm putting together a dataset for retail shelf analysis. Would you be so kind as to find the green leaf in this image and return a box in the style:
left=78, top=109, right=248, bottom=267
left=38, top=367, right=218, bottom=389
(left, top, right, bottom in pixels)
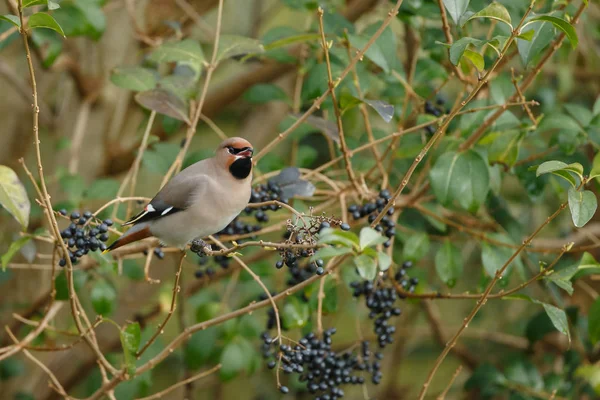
left=220, top=337, right=255, bottom=381
left=282, top=296, right=309, bottom=329
left=442, top=0, right=470, bottom=25
left=536, top=160, right=568, bottom=176
left=517, top=29, right=535, bottom=41
left=135, top=89, right=190, bottom=125
left=539, top=302, right=570, bottom=342
left=0, top=358, right=25, bottom=380
left=309, top=278, right=338, bottom=314
left=185, top=329, right=217, bottom=370
left=568, top=188, right=597, bottom=228
left=359, top=227, right=387, bottom=250
left=506, top=296, right=571, bottom=342
left=28, top=12, right=65, bottom=37
left=402, top=232, right=430, bottom=262
left=481, top=130, right=524, bottom=167
left=429, top=150, right=490, bottom=212
left=377, top=251, right=392, bottom=271
left=0, top=165, right=31, bottom=229
left=517, top=19, right=555, bottom=66
left=354, top=254, right=377, bottom=280
left=527, top=15, right=578, bottom=48
left=90, top=280, right=117, bottom=316
left=363, top=99, right=394, bottom=123
left=462, top=49, right=484, bottom=71
left=311, top=246, right=353, bottom=261
left=318, top=228, right=359, bottom=249
left=589, top=297, right=600, bottom=345
left=47, top=0, right=59, bottom=10
left=1, top=237, right=31, bottom=271
left=547, top=278, right=573, bottom=295
left=464, top=363, right=506, bottom=395
left=481, top=239, right=514, bottom=277
left=564, top=103, right=593, bottom=127
left=54, top=270, right=87, bottom=300
left=448, top=37, right=484, bottom=66
left=22, top=0, right=47, bottom=7
left=148, top=39, right=205, bottom=66
left=142, top=142, right=180, bottom=175
left=435, top=240, right=463, bottom=287
left=504, top=358, right=543, bottom=390
left=84, top=178, right=120, bottom=200
left=466, top=2, right=512, bottom=30
left=264, top=32, right=321, bottom=50
left=347, top=33, right=389, bottom=73
left=110, top=67, right=157, bottom=92
left=31, top=28, right=63, bottom=68
left=242, top=83, right=289, bottom=104
left=590, top=152, right=600, bottom=180
left=52, top=1, right=105, bottom=40
left=120, top=322, right=140, bottom=376
left=0, top=15, right=21, bottom=28
left=536, top=160, right=583, bottom=187
left=217, top=34, right=264, bottom=61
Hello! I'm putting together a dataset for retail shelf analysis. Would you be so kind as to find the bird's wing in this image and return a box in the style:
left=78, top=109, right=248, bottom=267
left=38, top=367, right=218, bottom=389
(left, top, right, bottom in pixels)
left=123, top=171, right=209, bottom=226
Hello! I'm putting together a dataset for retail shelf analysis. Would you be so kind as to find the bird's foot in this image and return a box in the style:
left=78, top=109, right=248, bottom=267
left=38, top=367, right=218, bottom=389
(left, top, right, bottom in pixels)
left=190, top=239, right=211, bottom=255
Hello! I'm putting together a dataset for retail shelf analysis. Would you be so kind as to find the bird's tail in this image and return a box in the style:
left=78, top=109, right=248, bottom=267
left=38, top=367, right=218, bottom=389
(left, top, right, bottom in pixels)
left=103, top=224, right=152, bottom=253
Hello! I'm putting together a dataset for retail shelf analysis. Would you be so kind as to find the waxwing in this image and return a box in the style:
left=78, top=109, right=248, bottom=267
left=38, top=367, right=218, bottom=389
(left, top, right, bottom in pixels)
left=104, top=137, right=254, bottom=252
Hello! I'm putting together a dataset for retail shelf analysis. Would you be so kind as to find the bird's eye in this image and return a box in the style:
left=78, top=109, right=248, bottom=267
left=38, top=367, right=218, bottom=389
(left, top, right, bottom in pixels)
left=227, top=146, right=235, bottom=154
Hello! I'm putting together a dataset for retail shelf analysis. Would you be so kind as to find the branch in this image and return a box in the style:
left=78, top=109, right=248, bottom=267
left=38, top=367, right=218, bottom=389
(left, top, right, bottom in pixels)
left=317, top=7, right=363, bottom=195
left=16, top=0, right=117, bottom=375
left=135, top=364, right=221, bottom=400
left=370, top=0, right=537, bottom=227
left=459, top=2, right=587, bottom=150
left=417, top=200, right=568, bottom=399
left=254, top=0, right=405, bottom=162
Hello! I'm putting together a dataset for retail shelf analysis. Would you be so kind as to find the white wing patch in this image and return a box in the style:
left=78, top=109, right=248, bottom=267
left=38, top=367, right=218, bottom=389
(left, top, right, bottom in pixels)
left=161, top=206, right=173, bottom=216
left=147, top=204, right=156, bottom=212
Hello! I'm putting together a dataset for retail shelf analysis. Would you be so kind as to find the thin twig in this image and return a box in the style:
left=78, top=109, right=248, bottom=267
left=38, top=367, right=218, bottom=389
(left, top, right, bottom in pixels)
left=317, top=8, right=363, bottom=195
left=159, top=0, right=226, bottom=188
left=16, top=1, right=117, bottom=375
left=436, top=365, right=462, bottom=400
left=317, top=274, right=326, bottom=337
left=459, top=2, right=587, bottom=150
left=0, top=302, right=62, bottom=361
left=254, top=0, right=405, bottom=162
left=417, top=200, right=568, bottom=399
left=6, top=328, right=74, bottom=400
left=126, top=111, right=157, bottom=219
left=135, top=364, right=221, bottom=400
left=209, top=235, right=283, bottom=344
left=371, top=0, right=537, bottom=228
left=136, top=252, right=185, bottom=357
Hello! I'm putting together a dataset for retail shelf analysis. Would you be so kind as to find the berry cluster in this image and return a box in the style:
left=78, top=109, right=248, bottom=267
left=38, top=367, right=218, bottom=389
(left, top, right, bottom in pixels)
left=347, top=190, right=395, bottom=248
left=261, top=329, right=384, bottom=398
left=58, top=210, right=112, bottom=266
left=351, top=261, right=416, bottom=348
left=278, top=219, right=349, bottom=286
left=394, top=260, right=419, bottom=296
left=424, top=99, right=446, bottom=136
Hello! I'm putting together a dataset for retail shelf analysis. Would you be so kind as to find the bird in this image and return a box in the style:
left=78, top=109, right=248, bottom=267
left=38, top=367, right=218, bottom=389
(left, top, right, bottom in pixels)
left=103, top=137, right=254, bottom=253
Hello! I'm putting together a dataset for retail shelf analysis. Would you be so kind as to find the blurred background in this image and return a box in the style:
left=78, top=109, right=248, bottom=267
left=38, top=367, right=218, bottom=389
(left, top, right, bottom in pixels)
left=1, top=0, right=600, bottom=399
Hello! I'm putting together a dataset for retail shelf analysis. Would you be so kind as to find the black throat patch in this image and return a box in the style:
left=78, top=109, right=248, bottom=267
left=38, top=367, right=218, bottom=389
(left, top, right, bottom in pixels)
left=229, top=157, right=252, bottom=179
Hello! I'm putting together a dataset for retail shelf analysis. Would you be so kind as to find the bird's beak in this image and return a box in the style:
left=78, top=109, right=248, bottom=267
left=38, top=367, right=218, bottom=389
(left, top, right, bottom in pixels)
left=237, top=148, right=253, bottom=158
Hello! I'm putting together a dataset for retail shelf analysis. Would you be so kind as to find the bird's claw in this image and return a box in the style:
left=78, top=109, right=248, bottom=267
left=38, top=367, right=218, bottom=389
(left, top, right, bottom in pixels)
left=190, top=239, right=211, bottom=255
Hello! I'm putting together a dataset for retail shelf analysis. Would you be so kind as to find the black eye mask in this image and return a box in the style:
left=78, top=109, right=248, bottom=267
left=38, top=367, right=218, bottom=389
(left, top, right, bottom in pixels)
left=228, top=146, right=252, bottom=155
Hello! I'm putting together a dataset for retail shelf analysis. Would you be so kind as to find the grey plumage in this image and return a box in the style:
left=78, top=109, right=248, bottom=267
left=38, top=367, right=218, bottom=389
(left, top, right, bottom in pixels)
left=105, top=137, right=253, bottom=251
